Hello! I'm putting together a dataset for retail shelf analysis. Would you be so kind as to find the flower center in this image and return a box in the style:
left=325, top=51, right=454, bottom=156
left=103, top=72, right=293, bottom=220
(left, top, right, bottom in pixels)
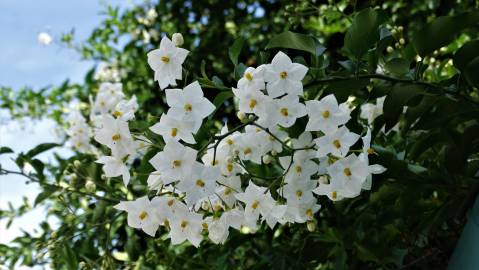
left=295, top=165, right=302, bottom=173
left=331, top=191, right=337, bottom=200
left=172, top=160, right=181, bottom=167
left=333, top=139, right=341, bottom=149
left=249, top=99, right=257, bottom=109
left=251, top=200, right=259, bottom=209
left=280, top=107, right=289, bottom=116
left=343, top=168, right=352, bottom=177
left=305, top=209, right=313, bottom=217
left=161, top=56, right=170, bottom=63
left=111, top=133, right=121, bottom=141
left=322, top=110, right=330, bottom=118
left=226, top=138, right=234, bottom=145
left=280, top=71, right=288, bottom=79
left=184, top=103, right=193, bottom=112
left=167, top=199, right=175, bottom=206
left=296, top=190, right=303, bottom=197
left=244, top=72, right=253, bottom=81
left=113, top=111, right=122, bottom=118
left=171, top=127, right=178, bottom=137
left=226, top=163, right=233, bottom=172
left=202, top=222, right=208, bottom=229
left=367, top=148, right=374, bottom=155
left=180, top=220, right=188, bottom=228
left=224, top=188, right=232, bottom=195
left=196, top=179, right=205, bottom=187
left=139, top=211, right=148, bottom=220
left=244, top=147, right=252, bottom=155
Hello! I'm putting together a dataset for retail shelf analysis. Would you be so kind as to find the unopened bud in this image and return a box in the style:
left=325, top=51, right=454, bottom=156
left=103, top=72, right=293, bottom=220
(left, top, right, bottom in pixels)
left=391, top=29, right=397, bottom=35
left=270, top=150, right=277, bottom=156
left=73, top=160, right=81, bottom=168
left=79, top=262, right=87, bottom=269
left=262, top=155, right=272, bottom=164
left=172, top=33, right=184, bottom=47
left=319, top=175, right=329, bottom=184
left=307, top=221, right=316, bottom=232
left=51, top=231, right=58, bottom=239
left=101, top=174, right=107, bottom=180
left=397, top=26, right=404, bottom=32
left=85, top=180, right=96, bottom=193
left=248, top=114, right=255, bottom=120
left=237, top=111, right=246, bottom=122
left=386, top=46, right=394, bottom=53
left=399, top=38, right=405, bottom=45
left=201, top=200, right=210, bottom=211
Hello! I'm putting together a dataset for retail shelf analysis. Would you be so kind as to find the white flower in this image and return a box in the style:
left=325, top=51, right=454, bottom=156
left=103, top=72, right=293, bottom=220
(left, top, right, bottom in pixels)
left=305, top=94, right=350, bottom=134
left=149, top=113, right=196, bottom=144
left=92, top=83, right=125, bottom=115
left=96, top=155, right=131, bottom=186
left=313, top=182, right=345, bottom=201
left=327, top=154, right=369, bottom=198
left=282, top=178, right=316, bottom=205
left=281, top=197, right=321, bottom=223
left=94, top=115, right=136, bottom=157
left=149, top=140, right=197, bottom=184
left=314, top=126, right=360, bottom=158
left=37, top=32, right=52, bottom=45
left=147, top=36, right=189, bottom=89
left=204, top=215, right=229, bottom=244
left=360, top=96, right=385, bottom=125
left=112, top=96, right=138, bottom=121
left=147, top=171, right=163, bottom=191
left=279, top=151, right=318, bottom=182
left=168, top=209, right=204, bottom=247
left=273, top=94, right=307, bottom=128
left=166, top=81, right=215, bottom=132
left=233, top=87, right=271, bottom=116
left=264, top=51, right=308, bottom=98
left=216, top=175, right=242, bottom=207
left=263, top=125, right=288, bottom=154
left=114, top=196, right=161, bottom=236
left=235, top=181, right=284, bottom=228
left=66, top=111, right=92, bottom=153
left=237, top=66, right=265, bottom=91
left=236, top=132, right=267, bottom=164
left=172, top=33, right=184, bottom=46
left=176, top=162, right=220, bottom=207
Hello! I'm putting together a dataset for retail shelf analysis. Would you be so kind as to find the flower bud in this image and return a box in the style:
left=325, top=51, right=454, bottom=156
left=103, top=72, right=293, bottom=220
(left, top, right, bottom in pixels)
left=237, top=111, right=246, bottom=121
left=307, top=221, right=316, bottom=232
left=270, top=150, right=277, bottom=156
left=73, top=160, right=81, bottom=168
left=79, top=262, right=87, bottom=269
left=391, top=29, right=397, bottom=35
left=399, top=38, right=405, bottom=45
left=262, top=155, right=272, bottom=164
left=319, top=175, right=329, bottom=184
left=85, top=180, right=96, bottom=193
left=101, top=174, right=107, bottom=180
left=51, top=231, right=58, bottom=239
left=397, top=26, right=404, bottom=32
left=386, top=46, right=394, bottom=53
left=172, top=33, right=184, bottom=47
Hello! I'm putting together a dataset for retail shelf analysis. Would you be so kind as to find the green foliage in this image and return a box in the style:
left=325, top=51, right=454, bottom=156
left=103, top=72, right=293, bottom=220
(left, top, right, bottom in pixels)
left=1, top=0, right=479, bottom=269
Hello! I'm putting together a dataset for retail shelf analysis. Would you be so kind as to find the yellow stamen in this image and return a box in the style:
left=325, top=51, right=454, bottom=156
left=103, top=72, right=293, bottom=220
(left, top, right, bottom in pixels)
left=161, top=56, right=170, bottom=63
left=280, top=71, right=288, bottom=79
left=296, top=190, right=303, bottom=197
left=249, top=99, right=257, bottom=109
left=251, top=200, right=259, bottom=209
left=367, top=148, right=374, bottom=155
left=244, top=72, right=253, bottom=81
left=280, top=108, right=289, bottom=117
left=171, top=127, right=178, bottom=137
left=226, top=163, right=233, bottom=172
left=322, top=110, right=330, bottom=118
left=113, top=111, right=122, bottom=118
left=202, top=222, right=208, bottom=229
left=332, top=191, right=337, bottom=200
left=172, top=160, right=181, bottom=167
left=196, top=179, right=205, bottom=187
left=224, top=188, right=232, bottom=195
left=333, top=139, right=341, bottom=149
left=226, top=138, right=234, bottom=145
left=295, top=166, right=302, bottom=173
left=306, top=209, right=313, bottom=217
left=180, top=220, right=188, bottom=228
left=244, top=147, right=252, bottom=155
left=184, top=103, right=193, bottom=112
left=139, top=211, right=148, bottom=220
left=167, top=199, right=175, bottom=206
left=111, top=134, right=121, bottom=141
left=343, top=168, right=352, bottom=177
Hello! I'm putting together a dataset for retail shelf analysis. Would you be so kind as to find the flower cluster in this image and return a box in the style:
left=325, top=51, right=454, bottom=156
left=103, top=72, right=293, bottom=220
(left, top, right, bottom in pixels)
left=64, top=33, right=386, bottom=247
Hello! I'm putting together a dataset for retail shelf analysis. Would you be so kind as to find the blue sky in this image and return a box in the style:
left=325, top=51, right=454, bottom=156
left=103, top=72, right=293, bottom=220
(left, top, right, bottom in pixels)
left=0, top=0, right=133, bottom=262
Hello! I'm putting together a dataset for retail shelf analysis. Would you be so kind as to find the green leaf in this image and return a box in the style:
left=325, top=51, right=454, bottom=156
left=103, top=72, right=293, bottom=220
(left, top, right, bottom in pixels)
left=213, top=91, right=233, bottom=108
left=25, top=143, right=60, bottom=158
left=266, top=31, right=325, bottom=56
left=0, top=146, right=13, bottom=155
left=34, top=186, right=58, bottom=206
left=453, top=40, right=479, bottom=71
left=384, top=58, right=410, bottom=76
left=343, top=8, right=387, bottom=59
left=412, top=12, right=479, bottom=56
left=228, top=37, right=245, bottom=65
left=383, top=84, right=424, bottom=130
left=462, top=56, right=479, bottom=88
